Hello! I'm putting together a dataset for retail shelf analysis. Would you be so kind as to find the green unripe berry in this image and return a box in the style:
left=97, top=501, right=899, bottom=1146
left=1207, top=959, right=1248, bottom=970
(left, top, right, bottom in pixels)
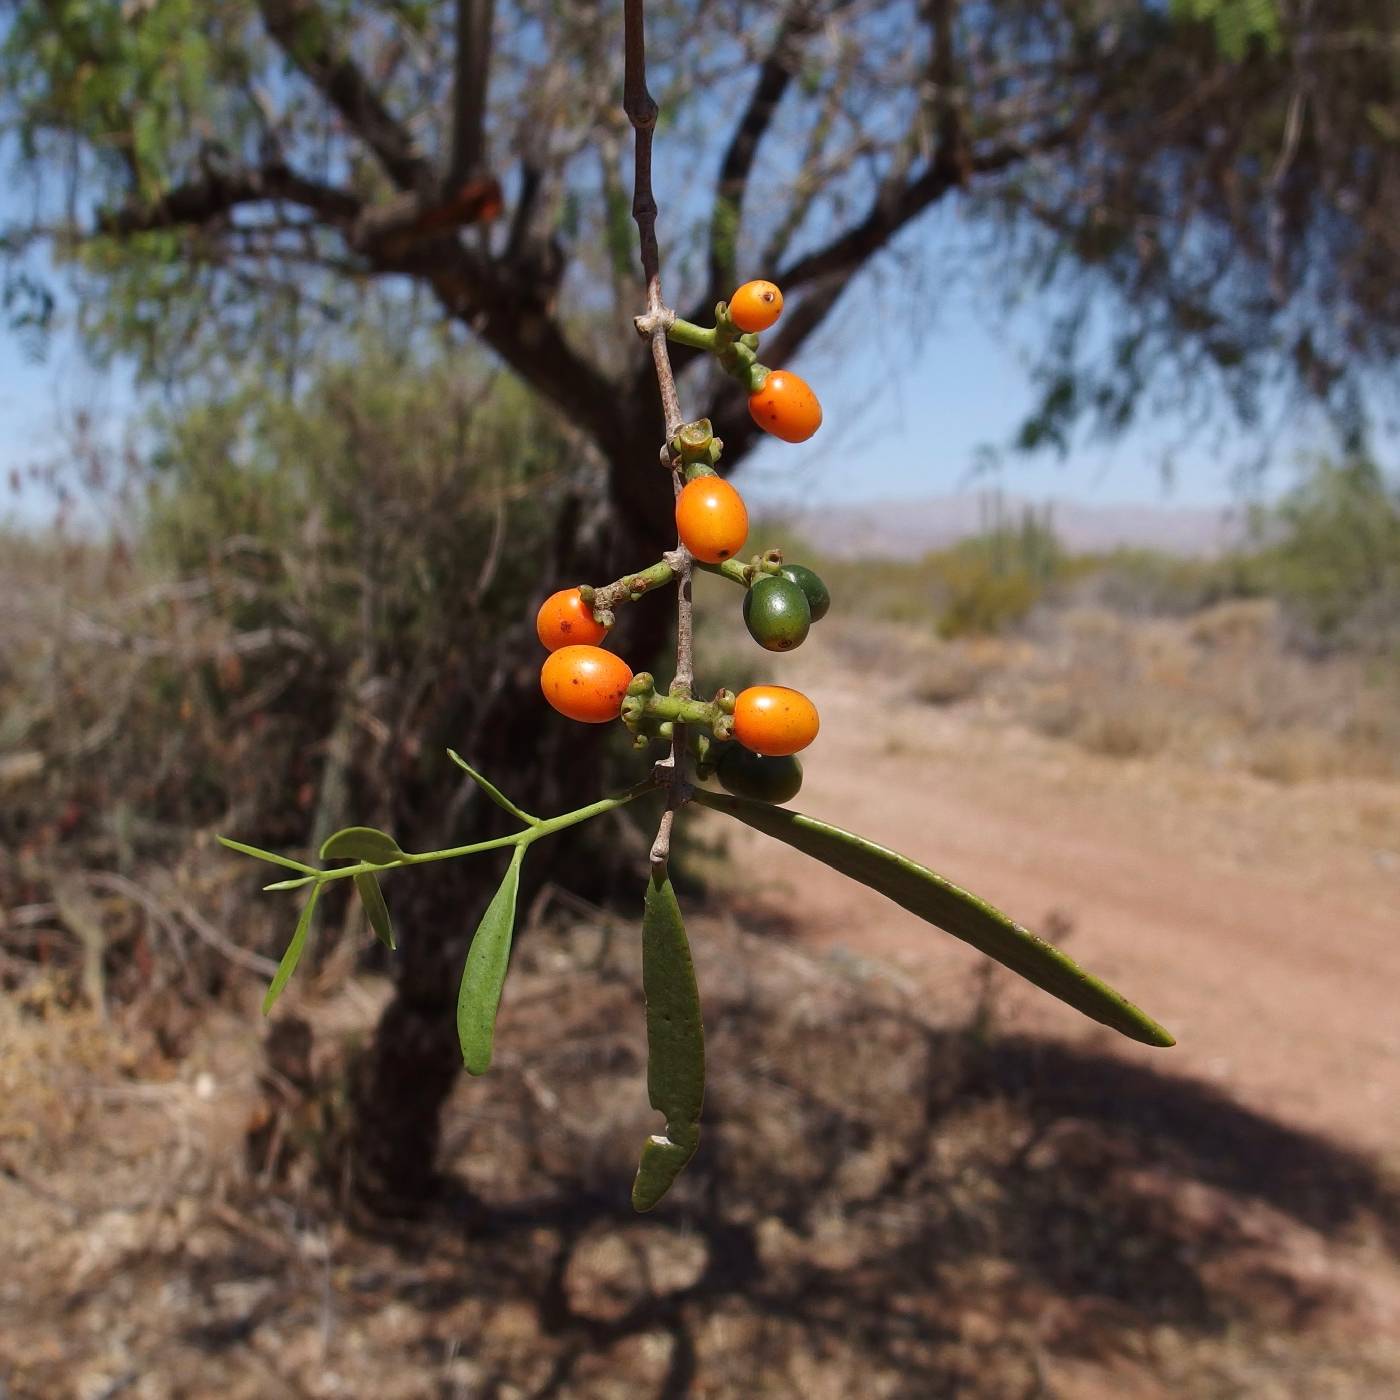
left=779, top=564, right=830, bottom=623
left=716, top=745, right=804, bottom=803
left=742, top=574, right=811, bottom=652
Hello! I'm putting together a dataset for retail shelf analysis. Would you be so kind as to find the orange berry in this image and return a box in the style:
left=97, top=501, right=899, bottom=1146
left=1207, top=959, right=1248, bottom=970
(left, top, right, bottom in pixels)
left=675, top=476, right=749, bottom=564
left=728, top=280, right=784, bottom=333
left=732, top=685, right=820, bottom=756
left=540, top=645, right=633, bottom=724
left=536, top=587, right=608, bottom=651
left=748, top=369, right=822, bottom=444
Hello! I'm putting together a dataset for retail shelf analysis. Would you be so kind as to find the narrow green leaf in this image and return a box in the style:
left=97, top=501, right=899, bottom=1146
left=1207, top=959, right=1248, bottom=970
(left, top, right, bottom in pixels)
left=262, top=883, right=322, bottom=1016
left=319, top=825, right=405, bottom=864
left=263, top=875, right=317, bottom=892
left=691, top=790, right=1174, bottom=1049
left=446, top=750, right=540, bottom=826
left=218, top=835, right=317, bottom=875
left=456, top=847, right=525, bottom=1075
left=632, top=865, right=705, bottom=1212
left=354, top=872, right=396, bottom=951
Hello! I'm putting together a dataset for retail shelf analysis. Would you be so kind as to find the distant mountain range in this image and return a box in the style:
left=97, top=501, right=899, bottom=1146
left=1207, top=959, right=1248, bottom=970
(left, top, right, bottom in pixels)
left=767, top=491, right=1248, bottom=560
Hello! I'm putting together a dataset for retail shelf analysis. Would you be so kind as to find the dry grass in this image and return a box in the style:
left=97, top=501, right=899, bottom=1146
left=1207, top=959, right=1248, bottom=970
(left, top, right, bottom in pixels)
left=4, top=913, right=1400, bottom=1399
left=833, top=598, right=1400, bottom=785
left=7, top=533, right=1400, bottom=1397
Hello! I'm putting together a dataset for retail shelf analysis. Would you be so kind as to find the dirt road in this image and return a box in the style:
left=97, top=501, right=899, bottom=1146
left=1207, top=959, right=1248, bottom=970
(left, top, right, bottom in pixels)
left=708, top=656, right=1400, bottom=1164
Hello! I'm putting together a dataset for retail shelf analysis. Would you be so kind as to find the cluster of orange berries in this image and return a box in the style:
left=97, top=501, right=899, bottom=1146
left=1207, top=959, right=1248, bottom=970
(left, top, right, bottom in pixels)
left=532, top=280, right=825, bottom=797
left=727, top=281, right=823, bottom=445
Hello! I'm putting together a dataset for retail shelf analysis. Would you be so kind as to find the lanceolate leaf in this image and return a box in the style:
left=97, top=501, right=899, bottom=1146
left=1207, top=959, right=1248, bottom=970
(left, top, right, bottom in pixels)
left=319, top=825, right=405, bottom=864
left=445, top=750, right=540, bottom=826
left=632, top=865, right=705, bottom=1212
left=263, top=875, right=316, bottom=892
left=354, top=872, right=396, bottom=951
left=691, top=790, right=1174, bottom=1049
left=262, top=882, right=322, bottom=1017
left=457, top=847, right=525, bottom=1075
left=217, top=835, right=317, bottom=875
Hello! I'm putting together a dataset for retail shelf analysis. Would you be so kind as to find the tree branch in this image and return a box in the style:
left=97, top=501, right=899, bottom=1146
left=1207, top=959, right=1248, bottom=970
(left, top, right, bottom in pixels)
left=450, top=0, right=495, bottom=185
left=758, top=72, right=861, bottom=276
left=697, top=128, right=1080, bottom=464
left=927, top=0, right=971, bottom=189
left=417, top=244, right=630, bottom=469
left=776, top=127, right=1073, bottom=290
left=256, top=0, right=433, bottom=193
left=88, top=170, right=637, bottom=545
left=96, top=162, right=362, bottom=236
left=624, top=0, right=693, bottom=872
left=706, top=2, right=819, bottom=301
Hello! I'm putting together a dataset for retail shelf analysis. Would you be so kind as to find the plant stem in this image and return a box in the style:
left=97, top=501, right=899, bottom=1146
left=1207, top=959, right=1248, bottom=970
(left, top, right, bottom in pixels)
left=695, top=552, right=785, bottom=588
left=623, top=0, right=681, bottom=439
left=666, top=317, right=718, bottom=352
left=305, top=780, right=660, bottom=885
left=586, top=557, right=677, bottom=615
left=643, top=694, right=720, bottom=727
left=624, top=0, right=693, bottom=872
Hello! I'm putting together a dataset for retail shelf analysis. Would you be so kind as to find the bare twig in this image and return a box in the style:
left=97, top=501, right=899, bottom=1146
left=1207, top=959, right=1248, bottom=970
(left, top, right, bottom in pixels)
left=450, top=0, right=495, bottom=185
left=623, top=0, right=682, bottom=438
left=624, top=0, right=693, bottom=872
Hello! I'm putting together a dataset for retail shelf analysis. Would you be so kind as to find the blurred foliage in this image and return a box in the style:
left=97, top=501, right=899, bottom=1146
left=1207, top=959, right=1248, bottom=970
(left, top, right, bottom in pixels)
left=931, top=506, right=1077, bottom=640
left=797, top=504, right=1085, bottom=640
left=1069, top=547, right=1266, bottom=620
left=787, top=457, right=1400, bottom=651
left=0, top=329, right=584, bottom=999
left=2, top=0, right=1398, bottom=463
left=1250, top=457, right=1400, bottom=651
left=1170, top=0, right=1282, bottom=61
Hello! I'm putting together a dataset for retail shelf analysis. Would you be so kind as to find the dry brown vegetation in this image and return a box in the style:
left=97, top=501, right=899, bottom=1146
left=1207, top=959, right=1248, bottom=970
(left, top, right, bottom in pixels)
left=7, top=529, right=1400, bottom=1396
left=893, top=596, right=1400, bottom=784
left=6, top=911, right=1400, bottom=1400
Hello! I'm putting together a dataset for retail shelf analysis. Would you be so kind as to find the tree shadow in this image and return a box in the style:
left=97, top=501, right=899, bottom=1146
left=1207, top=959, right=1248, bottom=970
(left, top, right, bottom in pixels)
left=314, top=925, right=1400, bottom=1397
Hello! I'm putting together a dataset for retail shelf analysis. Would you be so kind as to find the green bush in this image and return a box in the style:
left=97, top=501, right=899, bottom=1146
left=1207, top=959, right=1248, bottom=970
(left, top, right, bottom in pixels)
left=1071, top=547, right=1267, bottom=618
left=1250, top=456, right=1400, bottom=651
left=931, top=505, right=1070, bottom=639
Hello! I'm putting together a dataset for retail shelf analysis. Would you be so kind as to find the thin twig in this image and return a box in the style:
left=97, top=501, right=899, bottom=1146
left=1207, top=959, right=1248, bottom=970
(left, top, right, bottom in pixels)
left=625, top=0, right=694, bottom=872
left=623, top=1, right=682, bottom=437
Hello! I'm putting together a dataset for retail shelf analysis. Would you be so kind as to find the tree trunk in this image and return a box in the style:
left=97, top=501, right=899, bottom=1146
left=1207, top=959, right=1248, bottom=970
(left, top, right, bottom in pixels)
left=348, top=454, right=675, bottom=1214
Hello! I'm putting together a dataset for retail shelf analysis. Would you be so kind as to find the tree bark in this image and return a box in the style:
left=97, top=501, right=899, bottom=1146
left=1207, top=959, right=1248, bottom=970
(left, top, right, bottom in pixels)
left=348, top=438, right=673, bottom=1214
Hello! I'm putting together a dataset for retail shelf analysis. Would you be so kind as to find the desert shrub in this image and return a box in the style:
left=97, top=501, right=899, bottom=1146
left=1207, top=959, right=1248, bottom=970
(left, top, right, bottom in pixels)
left=0, top=336, right=585, bottom=1000
left=910, top=642, right=1001, bottom=706
left=933, top=505, right=1069, bottom=639
left=933, top=556, right=1042, bottom=639
left=1250, top=456, right=1400, bottom=653
left=785, top=506, right=1078, bottom=640
left=1072, top=547, right=1267, bottom=618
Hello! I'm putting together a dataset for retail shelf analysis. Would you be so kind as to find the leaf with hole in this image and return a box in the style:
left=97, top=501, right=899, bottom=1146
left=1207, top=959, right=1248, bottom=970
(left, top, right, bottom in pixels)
left=632, top=866, right=705, bottom=1212
left=691, top=790, right=1174, bottom=1048
left=457, top=847, right=525, bottom=1075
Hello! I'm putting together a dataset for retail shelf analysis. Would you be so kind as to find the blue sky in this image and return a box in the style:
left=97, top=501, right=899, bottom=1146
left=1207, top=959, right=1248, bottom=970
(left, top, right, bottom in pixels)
left=2, top=5, right=1389, bottom=529
left=0, top=194, right=1358, bottom=526
left=733, top=294, right=1259, bottom=513
left=1, top=278, right=1285, bottom=525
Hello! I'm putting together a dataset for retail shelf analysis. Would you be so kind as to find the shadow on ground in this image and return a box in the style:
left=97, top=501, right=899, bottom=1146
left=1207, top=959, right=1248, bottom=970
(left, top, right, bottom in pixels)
left=6, top=916, right=1400, bottom=1399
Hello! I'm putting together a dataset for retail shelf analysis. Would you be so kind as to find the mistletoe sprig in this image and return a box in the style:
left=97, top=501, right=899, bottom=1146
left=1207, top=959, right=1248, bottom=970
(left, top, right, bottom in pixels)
left=221, top=0, right=1173, bottom=1214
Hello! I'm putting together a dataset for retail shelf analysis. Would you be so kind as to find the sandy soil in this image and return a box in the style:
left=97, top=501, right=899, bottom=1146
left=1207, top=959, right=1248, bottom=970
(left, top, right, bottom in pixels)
left=7, top=617, right=1400, bottom=1397
left=708, top=648, right=1400, bottom=1166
